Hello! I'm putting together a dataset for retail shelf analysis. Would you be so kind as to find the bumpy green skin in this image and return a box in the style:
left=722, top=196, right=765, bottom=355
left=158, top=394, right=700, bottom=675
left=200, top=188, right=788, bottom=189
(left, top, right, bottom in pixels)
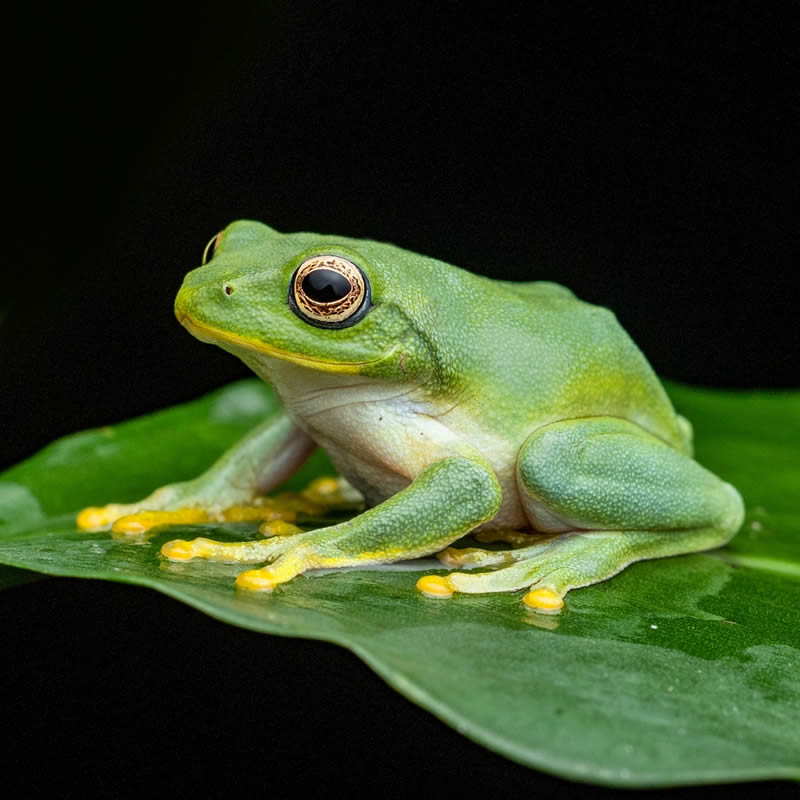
left=178, top=222, right=686, bottom=449
left=518, top=418, right=738, bottom=531
left=447, top=418, right=743, bottom=596
left=310, top=457, right=502, bottom=562
left=148, top=220, right=744, bottom=601
left=245, top=458, right=502, bottom=583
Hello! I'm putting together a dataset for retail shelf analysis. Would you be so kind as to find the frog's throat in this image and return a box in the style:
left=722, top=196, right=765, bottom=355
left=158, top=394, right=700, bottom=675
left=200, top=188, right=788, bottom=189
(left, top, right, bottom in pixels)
left=179, top=314, right=384, bottom=374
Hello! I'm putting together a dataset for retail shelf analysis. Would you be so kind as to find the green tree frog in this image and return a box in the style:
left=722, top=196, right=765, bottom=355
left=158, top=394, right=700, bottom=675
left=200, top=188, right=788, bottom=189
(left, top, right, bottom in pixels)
left=78, top=221, right=744, bottom=613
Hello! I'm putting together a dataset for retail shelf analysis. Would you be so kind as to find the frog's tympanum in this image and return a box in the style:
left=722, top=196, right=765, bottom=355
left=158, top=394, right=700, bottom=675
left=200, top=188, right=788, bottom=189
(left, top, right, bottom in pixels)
left=78, top=221, right=744, bottom=613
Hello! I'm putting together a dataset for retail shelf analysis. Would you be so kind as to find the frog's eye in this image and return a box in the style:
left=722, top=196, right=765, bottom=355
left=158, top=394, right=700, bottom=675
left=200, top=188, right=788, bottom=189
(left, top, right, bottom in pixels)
left=202, top=231, right=223, bottom=265
left=289, top=255, right=371, bottom=328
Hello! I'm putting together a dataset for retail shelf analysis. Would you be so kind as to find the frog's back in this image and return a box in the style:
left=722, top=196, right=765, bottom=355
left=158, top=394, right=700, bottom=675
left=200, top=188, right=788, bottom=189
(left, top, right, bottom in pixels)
left=439, top=275, right=688, bottom=452
left=313, top=235, right=686, bottom=453
left=501, top=279, right=580, bottom=305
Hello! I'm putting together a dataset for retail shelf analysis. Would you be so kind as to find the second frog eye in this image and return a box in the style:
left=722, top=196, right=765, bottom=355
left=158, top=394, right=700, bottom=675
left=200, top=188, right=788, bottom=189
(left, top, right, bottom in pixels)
left=202, top=231, right=223, bottom=265
left=289, top=255, right=370, bottom=328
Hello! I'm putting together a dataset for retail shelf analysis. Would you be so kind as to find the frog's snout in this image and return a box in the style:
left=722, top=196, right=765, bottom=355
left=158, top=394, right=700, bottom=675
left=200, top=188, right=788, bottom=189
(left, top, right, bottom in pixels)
left=175, top=280, right=235, bottom=325
left=173, top=280, right=244, bottom=348
left=174, top=285, right=192, bottom=326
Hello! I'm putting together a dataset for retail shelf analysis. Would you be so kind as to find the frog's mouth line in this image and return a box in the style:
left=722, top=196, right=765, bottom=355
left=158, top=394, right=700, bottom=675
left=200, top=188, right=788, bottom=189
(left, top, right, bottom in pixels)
left=177, top=313, right=384, bottom=374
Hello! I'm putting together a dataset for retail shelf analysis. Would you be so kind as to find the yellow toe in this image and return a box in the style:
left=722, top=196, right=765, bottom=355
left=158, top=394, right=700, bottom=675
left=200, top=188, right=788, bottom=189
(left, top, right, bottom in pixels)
left=416, top=574, right=454, bottom=598
left=220, top=504, right=290, bottom=523
left=259, top=520, right=303, bottom=537
left=300, top=475, right=359, bottom=507
left=160, top=539, right=195, bottom=561
left=76, top=505, right=121, bottom=530
left=235, top=569, right=277, bottom=592
left=522, top=587, right=564, bottom=614
left=303, top=476, right=340, bottom=498
left=112, top=508, right=210, bottom=534
left=112, top=516, right=149, bottom=534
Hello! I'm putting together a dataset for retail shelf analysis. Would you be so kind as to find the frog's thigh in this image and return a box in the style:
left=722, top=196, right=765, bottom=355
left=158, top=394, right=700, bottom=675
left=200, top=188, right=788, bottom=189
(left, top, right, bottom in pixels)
left=517, top=416, right=742, bottom=533
left=445, top=417, right=744, bottom=609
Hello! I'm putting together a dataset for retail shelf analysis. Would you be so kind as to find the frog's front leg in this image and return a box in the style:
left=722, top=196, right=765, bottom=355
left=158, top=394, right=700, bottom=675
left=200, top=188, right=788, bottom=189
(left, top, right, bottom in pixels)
left=164, top=456, right=502, bottom=592
left=437, top=417, right=744, bottom=613
left=76, top=411, right=318, bottom=533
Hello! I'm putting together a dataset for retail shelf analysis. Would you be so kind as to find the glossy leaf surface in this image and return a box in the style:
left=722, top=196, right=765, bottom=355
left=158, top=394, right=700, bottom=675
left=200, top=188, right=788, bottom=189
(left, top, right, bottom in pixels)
left=0, top=380, right=798, bottom=786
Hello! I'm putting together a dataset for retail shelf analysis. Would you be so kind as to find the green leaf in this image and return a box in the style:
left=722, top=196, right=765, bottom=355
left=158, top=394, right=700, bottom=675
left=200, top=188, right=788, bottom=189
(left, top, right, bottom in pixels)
left=0, top=564, right=43, bottom=591
left=0, top=379, right=798, bottom=787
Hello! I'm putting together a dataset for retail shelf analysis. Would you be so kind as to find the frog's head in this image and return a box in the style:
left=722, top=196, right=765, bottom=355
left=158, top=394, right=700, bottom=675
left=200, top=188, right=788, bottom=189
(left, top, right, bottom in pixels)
left=175, top=220, right=445, bottom=388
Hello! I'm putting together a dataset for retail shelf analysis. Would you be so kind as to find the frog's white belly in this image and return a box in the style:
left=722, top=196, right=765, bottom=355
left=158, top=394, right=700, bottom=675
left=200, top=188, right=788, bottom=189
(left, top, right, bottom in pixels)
left=263, top=363, right=528, bottom=530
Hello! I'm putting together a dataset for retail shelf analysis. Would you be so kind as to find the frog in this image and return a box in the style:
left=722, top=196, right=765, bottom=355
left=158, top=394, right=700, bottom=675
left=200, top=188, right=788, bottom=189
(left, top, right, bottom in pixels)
left=77, top=220, right=744, bottom=613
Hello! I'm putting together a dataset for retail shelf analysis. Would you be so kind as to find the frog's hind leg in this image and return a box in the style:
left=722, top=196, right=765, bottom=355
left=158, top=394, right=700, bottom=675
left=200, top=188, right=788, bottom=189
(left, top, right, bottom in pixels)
left=430, top=417, right=744, bottom=613
left=442, top=527, right=734, bottom=613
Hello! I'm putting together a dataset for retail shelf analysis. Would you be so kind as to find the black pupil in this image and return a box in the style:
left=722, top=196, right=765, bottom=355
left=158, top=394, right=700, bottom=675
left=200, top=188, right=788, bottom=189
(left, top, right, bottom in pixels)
left=301, top=268, right=352, bottom=303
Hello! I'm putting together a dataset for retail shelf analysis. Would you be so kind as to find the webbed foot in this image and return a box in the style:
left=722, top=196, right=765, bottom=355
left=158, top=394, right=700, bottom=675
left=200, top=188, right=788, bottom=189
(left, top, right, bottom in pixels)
left=422, top=526, right=738, bottom=614
left=420, top=532, right=607, bottom=613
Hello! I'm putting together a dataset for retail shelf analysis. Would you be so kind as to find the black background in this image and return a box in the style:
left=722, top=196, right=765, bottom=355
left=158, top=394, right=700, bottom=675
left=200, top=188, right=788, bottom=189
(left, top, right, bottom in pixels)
left=2, top=2, right=798, bottom=796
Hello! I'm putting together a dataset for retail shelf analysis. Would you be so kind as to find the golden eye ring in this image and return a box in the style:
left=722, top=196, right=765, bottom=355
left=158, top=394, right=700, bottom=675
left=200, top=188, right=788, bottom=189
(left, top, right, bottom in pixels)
left=289, top=255, right=371, bottom=328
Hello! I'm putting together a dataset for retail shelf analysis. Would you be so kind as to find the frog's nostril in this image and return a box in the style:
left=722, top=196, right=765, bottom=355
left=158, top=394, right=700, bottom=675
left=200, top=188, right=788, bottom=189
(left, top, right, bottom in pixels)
left=223, top=283, right=235, bottom=296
